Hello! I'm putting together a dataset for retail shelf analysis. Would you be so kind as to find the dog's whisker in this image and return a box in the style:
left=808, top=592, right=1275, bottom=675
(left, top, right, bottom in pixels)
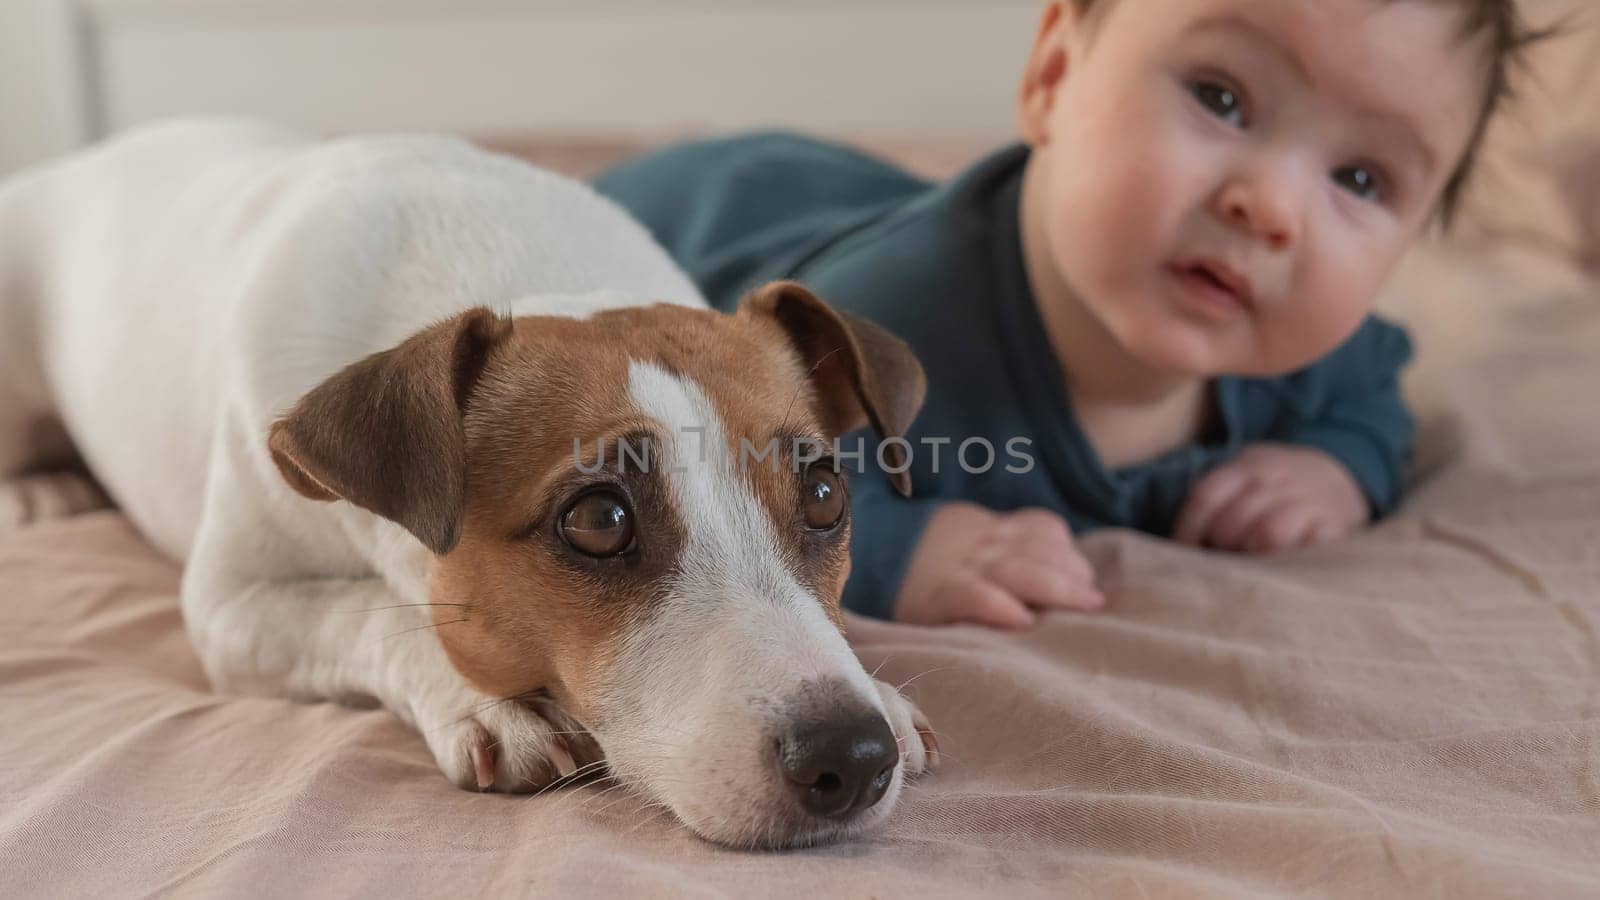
left=560, top=758, right=611, bottom=780
left=590, top=786, right=649, bottom=820
left=893, top=725, right=951, bottom=743
left=895, top=665, right=955, bottom=692
left=537, top=772, right=620, bottom=813
left=531, top=758, right=610, bottom=796
left=570, top=785, right=632, bottom=818
left=378, top=618, right=468, bottom=642
left=452, top=695, right=518, bottom=725
left=419, top=695, right=520, bottom=735
left=331, top=602, right=466, bottom=614
left=584, top=782, right=636, bottom=809
left=553, top=778, right=620, bottom=807
left=579, top=780, right=633, bottom=809
left=778, top=346, right=845, bottom=435
left=622, top=801, right=679, bottom=839
left=552, top=755, right=610, bottom=779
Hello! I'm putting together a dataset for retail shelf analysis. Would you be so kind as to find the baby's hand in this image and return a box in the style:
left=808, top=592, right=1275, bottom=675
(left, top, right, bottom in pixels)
left=1173, top=443, right=1368, bottom=553
left=892, top=503, right=1105, bottom=629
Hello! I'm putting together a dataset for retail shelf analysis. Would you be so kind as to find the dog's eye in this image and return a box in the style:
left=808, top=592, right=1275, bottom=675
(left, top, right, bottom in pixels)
left=801, top=464, right=846, bottom=531
left=560, top=491, right=636, bottom=557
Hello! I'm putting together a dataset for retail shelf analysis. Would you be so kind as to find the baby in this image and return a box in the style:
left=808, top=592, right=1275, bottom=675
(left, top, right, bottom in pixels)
left=595, top=0, right=1543, bottom=628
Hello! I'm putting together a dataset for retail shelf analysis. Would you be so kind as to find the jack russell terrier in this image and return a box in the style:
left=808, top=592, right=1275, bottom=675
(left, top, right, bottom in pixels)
left=0, top=119, right=938, bottom=849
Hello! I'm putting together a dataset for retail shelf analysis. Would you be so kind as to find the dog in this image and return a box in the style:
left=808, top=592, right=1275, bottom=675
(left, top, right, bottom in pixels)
left=0, top=119, right=938, bottom=849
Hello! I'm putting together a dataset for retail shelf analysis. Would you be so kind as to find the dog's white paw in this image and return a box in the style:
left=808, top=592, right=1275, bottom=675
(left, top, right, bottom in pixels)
left=874, top=678, right=941, bottom=777
left=415, top=691, right=600, bottom=793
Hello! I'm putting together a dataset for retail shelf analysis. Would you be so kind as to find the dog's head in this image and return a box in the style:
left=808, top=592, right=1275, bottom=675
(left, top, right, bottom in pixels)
left=266, top=281, right=928, bottom=848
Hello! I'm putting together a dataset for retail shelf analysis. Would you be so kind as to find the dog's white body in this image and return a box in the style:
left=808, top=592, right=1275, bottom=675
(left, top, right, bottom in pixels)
left=1, top=118, right=694, bottom=560
left=0, top=120, right=934, bottom=848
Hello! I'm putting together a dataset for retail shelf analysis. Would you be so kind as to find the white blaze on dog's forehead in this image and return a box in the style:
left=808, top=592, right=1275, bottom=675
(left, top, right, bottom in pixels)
left=610, top=361, right=893, bottom=846
left=621, top=360, right=870, bottom=685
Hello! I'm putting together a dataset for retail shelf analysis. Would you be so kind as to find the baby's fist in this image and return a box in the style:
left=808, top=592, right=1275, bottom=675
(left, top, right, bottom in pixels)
left=893, top=503, right=1104, bottom=629
left=1173, top=443, right=1368, bottom=553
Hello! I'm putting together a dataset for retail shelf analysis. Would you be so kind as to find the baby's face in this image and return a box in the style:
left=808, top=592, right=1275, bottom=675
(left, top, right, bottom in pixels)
left=1022, top=0, right=1485, bottom=377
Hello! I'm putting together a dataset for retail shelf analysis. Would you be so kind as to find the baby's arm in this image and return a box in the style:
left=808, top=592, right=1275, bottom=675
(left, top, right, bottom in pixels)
left=1172, top=443, right=1370, bottom=551
left=893, top=502, right=1105, bottom=628
left=845, top=469, right=1103, bottom=628
left=839, top=469, right=947, bottom=621
left=1174, top=318, right=1416, bottom=552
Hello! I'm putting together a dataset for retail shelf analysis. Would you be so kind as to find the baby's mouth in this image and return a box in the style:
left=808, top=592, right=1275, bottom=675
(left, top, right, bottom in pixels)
left=1169, top=259, right=1256, bottom=313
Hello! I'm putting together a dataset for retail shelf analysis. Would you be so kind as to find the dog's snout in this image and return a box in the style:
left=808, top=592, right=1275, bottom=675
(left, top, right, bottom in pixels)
left=777, top=714, right=898, bottom=819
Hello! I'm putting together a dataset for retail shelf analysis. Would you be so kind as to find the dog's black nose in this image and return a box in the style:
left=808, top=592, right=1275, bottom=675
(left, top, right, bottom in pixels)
left=778, top=713, right=898, bottom=819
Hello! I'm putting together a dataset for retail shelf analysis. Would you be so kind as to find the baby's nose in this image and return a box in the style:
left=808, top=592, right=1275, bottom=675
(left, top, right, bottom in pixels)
left=1216, top=174, right=1298, bottom=252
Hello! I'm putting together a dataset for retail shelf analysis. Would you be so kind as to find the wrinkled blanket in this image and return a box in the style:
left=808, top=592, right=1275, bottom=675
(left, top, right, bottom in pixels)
left=5, top=5, right=1600, bottom=888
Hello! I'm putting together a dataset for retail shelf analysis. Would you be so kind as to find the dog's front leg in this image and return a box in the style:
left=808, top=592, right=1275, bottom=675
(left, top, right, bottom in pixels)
left=180, top=570, right=599, bottom=791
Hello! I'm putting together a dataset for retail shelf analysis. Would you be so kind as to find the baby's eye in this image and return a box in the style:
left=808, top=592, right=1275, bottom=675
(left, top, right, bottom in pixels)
left=1189, top=79, right=1245, bottom=128
left=1332, top=165, right=1385, bottom=202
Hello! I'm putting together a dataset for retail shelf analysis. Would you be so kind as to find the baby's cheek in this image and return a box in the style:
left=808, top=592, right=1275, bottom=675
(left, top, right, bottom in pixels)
left=1065, top=97, right=1173, bottom=222
left=1071, top=160, right=1172, bottom=290
left=1274, top=263, right=1382, bottom=369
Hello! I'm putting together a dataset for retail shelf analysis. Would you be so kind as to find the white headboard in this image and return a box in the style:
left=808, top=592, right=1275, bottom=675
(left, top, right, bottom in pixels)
left=0, top=0, right=1038, bottom=175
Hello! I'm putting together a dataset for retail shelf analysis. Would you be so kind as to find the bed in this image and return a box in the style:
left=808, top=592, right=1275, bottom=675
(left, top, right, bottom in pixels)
left=3, top=8, right=1598, bottom=896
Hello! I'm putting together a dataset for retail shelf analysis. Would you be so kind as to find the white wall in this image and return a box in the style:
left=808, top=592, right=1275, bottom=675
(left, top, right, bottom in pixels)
left=0, top=0, right=96, bottom=175
left=1, top=0, right=1039, bottom=176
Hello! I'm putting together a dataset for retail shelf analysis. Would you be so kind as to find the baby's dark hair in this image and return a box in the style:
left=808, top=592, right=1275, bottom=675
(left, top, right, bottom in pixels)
left=1067, top=0, right=1554, bottom=225
left=1437, top=0, right=1557, bottom=223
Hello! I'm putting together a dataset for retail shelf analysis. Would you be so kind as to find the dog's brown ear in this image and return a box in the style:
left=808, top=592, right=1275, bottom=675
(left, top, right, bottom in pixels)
left=267, top=308, right=512, bottom=556
left=740, top=281, right=927, bottom=498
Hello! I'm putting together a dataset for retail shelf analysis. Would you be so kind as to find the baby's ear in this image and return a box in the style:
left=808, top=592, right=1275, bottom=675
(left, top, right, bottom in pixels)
left=738, top=281, right=927, bottom=498
left=267, top=308, right=512, bottom=555
left=1017, top=1, right=1072, bottom=145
